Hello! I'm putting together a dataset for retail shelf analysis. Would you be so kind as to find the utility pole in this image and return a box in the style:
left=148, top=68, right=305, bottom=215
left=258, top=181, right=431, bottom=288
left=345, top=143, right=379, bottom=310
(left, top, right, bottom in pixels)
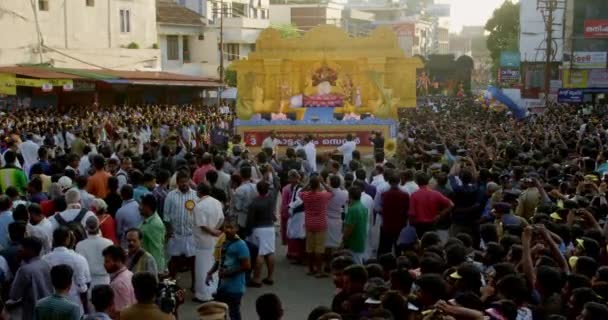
left=217, top=0, right=225, bottom=106
left=537, top=0, right=564, bottom=108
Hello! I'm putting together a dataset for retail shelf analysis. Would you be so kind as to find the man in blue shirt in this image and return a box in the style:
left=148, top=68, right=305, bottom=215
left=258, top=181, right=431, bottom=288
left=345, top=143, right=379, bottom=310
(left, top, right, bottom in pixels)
left=207, top=219, right=251, bottom=320
left=83, top=285, right=114, bottom=320
left=0, top=195, right=14, bottom=249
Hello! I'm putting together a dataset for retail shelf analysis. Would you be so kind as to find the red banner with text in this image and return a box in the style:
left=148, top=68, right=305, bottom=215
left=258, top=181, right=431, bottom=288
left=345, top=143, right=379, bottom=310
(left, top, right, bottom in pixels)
left=243, top=130, right=374, bottom=148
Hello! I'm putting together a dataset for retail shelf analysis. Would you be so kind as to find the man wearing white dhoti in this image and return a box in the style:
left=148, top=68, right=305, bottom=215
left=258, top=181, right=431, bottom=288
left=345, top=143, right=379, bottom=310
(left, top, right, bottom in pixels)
left=193, top=183, right=224, bottom=302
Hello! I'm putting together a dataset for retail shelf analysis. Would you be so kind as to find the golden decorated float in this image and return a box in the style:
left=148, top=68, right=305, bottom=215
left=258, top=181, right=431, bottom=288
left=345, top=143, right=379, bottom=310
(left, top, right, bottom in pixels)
left=231, top=25, right=422, bottom=153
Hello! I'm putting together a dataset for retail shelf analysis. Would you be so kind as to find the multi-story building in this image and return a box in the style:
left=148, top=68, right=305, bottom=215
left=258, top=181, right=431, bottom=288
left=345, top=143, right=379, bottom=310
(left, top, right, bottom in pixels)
left=0, top=0, right=160, bottom=70
left=436, top=26, right=450, bottom=54
left=157, top=0, right=219, bottom=78
left=269, top=0, right=375, bottom=36
left=560, top=0, right=608, bottom=103
left=178, top=0, right=270, bottom=64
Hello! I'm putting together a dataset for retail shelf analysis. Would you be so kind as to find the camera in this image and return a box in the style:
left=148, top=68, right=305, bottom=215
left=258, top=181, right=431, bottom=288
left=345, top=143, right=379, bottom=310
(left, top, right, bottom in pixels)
left=157, top=278, right=180, bottom=314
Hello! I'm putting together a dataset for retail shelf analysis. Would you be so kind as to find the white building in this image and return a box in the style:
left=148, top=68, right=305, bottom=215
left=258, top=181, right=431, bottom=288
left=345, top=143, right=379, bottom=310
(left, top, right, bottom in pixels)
left=0, top=0, right=160, bottom=70
left=157, top=0, right=219, bottom=78
left=519, top=0, right=564, bottom=63
left=269, top=0, right=374, bottom=36
left=177, top=0, right=270, bottom=64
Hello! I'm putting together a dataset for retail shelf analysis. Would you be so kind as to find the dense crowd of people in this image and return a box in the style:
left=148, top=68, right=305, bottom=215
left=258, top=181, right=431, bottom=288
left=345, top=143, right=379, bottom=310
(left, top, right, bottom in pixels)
left=0, top=100, right=608, bottom=320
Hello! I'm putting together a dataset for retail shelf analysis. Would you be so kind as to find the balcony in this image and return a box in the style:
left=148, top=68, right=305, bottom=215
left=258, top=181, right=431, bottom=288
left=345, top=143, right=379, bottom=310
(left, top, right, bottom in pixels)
left=210, top=16, right=270, bottom=30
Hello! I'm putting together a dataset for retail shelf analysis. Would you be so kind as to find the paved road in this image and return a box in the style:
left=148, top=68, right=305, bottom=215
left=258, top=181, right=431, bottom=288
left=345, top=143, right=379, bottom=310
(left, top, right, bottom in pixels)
left=177, top=243, right=335, bottom=319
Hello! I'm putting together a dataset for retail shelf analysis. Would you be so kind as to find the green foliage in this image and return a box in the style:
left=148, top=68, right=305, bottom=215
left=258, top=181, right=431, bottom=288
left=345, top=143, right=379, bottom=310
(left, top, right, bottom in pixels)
left=485, top=1, right=519, bottom=81
left=224, top=69, right=237, bottom=87
left=126, top=42, right=139, bottom=49
left=270, top=23, right=301, bottom=39
left=151, top=43, right=159, bottom=49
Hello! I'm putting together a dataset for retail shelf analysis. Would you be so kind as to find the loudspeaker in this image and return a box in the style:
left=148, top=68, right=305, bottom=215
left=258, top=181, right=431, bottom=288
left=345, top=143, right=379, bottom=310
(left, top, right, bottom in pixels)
left=261, top=113, right=272, bottom=121
left=334, top=113, right=345, bottom=121
left=361, top=113, right=372, bottom=119
left=286, top=112, right=296, bottom=121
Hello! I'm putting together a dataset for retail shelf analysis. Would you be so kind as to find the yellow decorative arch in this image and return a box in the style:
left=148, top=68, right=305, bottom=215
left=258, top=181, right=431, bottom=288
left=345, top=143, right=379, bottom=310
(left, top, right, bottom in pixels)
left=231, top=25, right=423, bottom=120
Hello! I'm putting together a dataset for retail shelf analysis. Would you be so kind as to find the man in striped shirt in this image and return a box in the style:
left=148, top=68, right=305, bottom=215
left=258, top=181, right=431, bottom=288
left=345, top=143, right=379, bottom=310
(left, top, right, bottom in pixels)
left=163, top=170, right=197, bottom=283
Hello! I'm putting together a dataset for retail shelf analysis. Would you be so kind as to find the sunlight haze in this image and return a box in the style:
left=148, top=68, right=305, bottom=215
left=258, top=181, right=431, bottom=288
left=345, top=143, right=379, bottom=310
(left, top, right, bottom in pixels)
left=438, top=0, right=516, bottom=33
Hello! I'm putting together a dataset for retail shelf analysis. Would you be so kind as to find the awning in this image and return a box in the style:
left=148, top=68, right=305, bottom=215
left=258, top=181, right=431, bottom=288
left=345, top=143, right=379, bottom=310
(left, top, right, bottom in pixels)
left=0, top=66, right=84, bottom=79
left=0, top=65, right=220, bottom=88
left=128, top=79, right=222, bottom=87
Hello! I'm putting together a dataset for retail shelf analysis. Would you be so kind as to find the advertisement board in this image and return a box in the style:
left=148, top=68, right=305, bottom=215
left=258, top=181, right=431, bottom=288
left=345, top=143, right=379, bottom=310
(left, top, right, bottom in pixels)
left=564, top=52, right=607, bottom=68
left=499, top=69, right=520, bottom=81
left=500, top=51, right=521, bottom=68
left=558, top=89, right=584, bottom=103
left=0, top=73, right=16, bottom=95
left=584, top=20, right=608, bottom=38
left=563, top=69, right=608, bottom=88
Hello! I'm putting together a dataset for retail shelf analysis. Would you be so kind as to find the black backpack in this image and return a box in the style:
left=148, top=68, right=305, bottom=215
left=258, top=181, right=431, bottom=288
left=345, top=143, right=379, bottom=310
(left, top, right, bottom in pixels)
left=54, top=208, right=88, bottom=243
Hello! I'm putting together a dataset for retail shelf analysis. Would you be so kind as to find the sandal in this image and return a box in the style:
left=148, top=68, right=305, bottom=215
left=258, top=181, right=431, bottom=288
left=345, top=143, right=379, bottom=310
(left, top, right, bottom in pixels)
left=306, top=271, right=317, bottom=276
left=262, top=278, right=274, bottom=285
left=315, top=273, right=329, bottom=279
left=247, top=281, right=262, bottom=288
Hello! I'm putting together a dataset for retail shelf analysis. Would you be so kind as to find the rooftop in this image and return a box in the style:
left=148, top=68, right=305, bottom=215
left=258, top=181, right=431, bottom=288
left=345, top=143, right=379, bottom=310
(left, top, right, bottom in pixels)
left=156, top=0, right=205, bottom=26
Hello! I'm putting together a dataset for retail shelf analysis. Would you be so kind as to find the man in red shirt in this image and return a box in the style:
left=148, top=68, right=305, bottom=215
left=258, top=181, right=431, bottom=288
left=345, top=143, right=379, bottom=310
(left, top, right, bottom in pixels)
left=379, top=174, right=409, bottom=256
left=300, top=175, right=332, bottom=277
left=409, top=172, right=454, bottom=238
left=192, top=153, right=215, bottom=185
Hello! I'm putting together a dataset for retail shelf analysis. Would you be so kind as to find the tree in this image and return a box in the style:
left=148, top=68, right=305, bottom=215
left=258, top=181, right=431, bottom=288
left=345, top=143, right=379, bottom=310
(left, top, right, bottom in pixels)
left=270, top=23, right=301, bottom=39
left=224, top=69, right=237, bottom=87
left=485, top=0, right=520, bottom=80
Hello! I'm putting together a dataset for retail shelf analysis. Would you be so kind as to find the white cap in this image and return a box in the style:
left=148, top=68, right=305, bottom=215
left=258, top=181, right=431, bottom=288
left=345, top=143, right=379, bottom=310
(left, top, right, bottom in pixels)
left=58, top=176, right=73, bottom=192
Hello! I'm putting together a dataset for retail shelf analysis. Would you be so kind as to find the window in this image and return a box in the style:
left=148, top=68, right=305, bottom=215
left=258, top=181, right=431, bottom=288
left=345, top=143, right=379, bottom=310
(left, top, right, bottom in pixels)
left=233, top=3, right=246, bottom=17
left=120, top=9, right=131, bottom=33
left=167, top=35, right=179, bottom=60
left=38, top=0, right=49, bottom=11
left=86, top=0, right=94, bottom=7
left=224, top=44, right=240, bottom=61
left=182, top=36, right=190, bottom=62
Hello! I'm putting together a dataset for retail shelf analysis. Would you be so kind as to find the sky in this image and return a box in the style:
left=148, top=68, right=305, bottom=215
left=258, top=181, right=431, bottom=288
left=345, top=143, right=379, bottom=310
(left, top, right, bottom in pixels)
left=437, top=0, right=517, bottom=33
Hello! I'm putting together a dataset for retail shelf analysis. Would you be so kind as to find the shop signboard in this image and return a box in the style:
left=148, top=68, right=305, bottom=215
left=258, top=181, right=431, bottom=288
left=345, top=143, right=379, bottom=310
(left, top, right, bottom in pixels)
left=0, top=73, right=16, bottom=95
left=565, top=52, right=607, bottom=69
left=584, top=20, right=608, bottom=38
left=500, top=51, right=521, bottom=68
left=558, top=89, right=584, bottom=103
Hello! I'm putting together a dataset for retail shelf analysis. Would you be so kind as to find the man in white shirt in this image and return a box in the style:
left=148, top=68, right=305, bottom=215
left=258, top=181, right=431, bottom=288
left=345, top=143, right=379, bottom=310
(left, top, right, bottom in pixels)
left=303, top=135, right=317, bottom=173
left=370, top=165, right=386, bottom=189
left=27, top=203, right=53, bottom=254
left=19, top=133, right=39, bottom=174
left=43, top=225, right=92, bottom=314
left=78, top=146, right=92, bottom=177
left=0, top=140, right=21, bottom=169
left=262, top=131, right=280, bottom=156
left=75, top=216, right=113, bottom=291
left=192, top=184, right=224, bottom=302
left=49, top=188, right=96, bottom=231
left=337, top=134, right=357, bottom=168
left=399, top=169, right=419, bottom=196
